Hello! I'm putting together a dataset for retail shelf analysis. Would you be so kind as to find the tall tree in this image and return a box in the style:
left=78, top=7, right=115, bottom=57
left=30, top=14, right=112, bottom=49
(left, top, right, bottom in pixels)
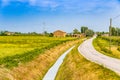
left=81, top=26, right=88, bottom=33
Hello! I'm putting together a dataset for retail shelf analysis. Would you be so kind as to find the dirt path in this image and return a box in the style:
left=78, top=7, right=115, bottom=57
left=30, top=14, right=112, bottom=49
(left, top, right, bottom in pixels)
left=43, top=46, right=75, bottom=80
left=78, top=37, right=120, bottom=75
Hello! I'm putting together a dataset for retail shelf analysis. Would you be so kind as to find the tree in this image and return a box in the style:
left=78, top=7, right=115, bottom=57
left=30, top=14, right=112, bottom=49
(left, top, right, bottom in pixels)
left=85, top=29, right=94, bottom=37
left=49, top=33, right=53, bottom=37
left=81, top=26, right=88, bottom=33
left=110, top=27, right=120, bottom=36
left=73, top=28, right=80, bottom=34
left=0, top=31, right=8, bottom=36
left=111, top=27, right=116, bottom=36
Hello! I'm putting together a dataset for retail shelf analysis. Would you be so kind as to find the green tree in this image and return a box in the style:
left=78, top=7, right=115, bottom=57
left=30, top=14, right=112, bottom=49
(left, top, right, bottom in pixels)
left=73, top=28, right=80, bottom=34
left=81, top=26, right=88, bottom=33
left=85, top=29, right=94, bottom=37
left=111, top=27, right=116, bottom=36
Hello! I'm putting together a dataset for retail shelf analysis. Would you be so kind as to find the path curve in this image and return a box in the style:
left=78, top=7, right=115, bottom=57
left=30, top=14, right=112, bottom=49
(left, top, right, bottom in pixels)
left=43, top=46, right=75, bottom=80
left=78, top=36, right=120, bottom=74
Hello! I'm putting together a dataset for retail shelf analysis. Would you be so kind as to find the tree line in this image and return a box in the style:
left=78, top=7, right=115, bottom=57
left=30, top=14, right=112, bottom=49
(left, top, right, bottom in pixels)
left=73, top=26, right=94, bottom=37
left=0, top=26, right=94, bottom=37
left=111, top=27, right=120, bottom=36
left=97, top=27, right=120, bottom=36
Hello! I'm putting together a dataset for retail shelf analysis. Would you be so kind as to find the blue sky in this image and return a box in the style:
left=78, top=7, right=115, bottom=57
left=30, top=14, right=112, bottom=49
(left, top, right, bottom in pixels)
left=0, top=0, right=120, bottom=33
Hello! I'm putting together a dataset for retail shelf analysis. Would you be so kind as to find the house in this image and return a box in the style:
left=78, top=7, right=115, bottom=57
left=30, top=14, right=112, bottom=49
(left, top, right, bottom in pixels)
left=72, top=33, right=86, bottom=38
left=5, top=32, right=15, bottom=36
left=72, top=34, right=81, bottom=38
left=102, top=33, right=109, bottom=37
left=53, top=30, right=66, bottom=37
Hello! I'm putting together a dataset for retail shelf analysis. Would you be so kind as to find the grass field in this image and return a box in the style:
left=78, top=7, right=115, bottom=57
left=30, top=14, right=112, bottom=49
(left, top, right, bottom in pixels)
left=0, top=36, right=76, bottom=68
left=0, top=37, right=80, bottom=80
left=93, top=36, right=120, bottom=59
left=55, top=41, right=120, bottom=80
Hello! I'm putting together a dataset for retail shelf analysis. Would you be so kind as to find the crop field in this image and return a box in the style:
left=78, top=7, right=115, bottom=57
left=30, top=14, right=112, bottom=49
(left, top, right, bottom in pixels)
left=0, top=36, right=76, bottom=68
left=93, top=36, right=120, bottom=59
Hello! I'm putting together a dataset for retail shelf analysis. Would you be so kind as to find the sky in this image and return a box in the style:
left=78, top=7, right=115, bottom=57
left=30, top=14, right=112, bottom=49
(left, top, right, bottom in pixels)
left=0, top=0, right=120, bottom=33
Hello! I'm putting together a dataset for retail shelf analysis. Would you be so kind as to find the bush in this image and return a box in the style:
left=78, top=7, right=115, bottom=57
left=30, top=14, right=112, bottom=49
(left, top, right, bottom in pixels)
left=117, top=46, right=120, bottom=51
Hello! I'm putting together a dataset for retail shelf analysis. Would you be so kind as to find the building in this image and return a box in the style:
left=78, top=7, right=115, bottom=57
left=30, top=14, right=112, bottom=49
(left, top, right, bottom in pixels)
left=102, top=33, right=109, bottom=37
left=72, top=34, right=81, bottom=38
left=72, top=33, right=86, bottom=38
left=5, top=32, right=15, bottom=36
left=53, top=30, right=66, bottom=37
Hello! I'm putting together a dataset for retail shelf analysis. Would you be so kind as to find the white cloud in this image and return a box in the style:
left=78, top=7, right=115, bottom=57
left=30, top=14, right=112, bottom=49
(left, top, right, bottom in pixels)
left=32, top=0, right=59, bottom=10
left=1, top=0, right=10, bottom=7
left=29, top=0, right=36, bottom=6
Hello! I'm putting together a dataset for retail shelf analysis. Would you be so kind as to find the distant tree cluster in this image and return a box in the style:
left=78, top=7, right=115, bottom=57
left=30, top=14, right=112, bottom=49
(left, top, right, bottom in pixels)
left=72, top=26, right=94, bottom=37
left=81, top=26, right=94, bottom=37
left=0, top=31, right=53, bottom=37
left=73, top=28, right=80, bottom=34
left=111, top=27, right=120, bottom=36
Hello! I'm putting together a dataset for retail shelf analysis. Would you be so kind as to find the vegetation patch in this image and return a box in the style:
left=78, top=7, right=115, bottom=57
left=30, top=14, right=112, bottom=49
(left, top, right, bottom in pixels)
left=93, top=36, right=120, bottom=59
left=10, top=39, right=80, bottom=80
left=0, top=36, right=77, bottom=68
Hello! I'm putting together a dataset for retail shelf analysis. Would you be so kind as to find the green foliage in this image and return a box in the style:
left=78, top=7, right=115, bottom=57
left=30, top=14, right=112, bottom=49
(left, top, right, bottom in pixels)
left=73, top=28, right=80, bottom=34
left=99, top=36, right=120, bottom=46
left=85, top=29, right=94, bottom=37
left=117, top=46, right=120, bottom=51
left=94, top=38, right=112, bottom=54
left=81, top=26, right=88, bottom=33
left=111, top=27, right=120, bottom=36
left=0, top=36, right=76, bottom=68
left=93, top=36, right=120, bottom=59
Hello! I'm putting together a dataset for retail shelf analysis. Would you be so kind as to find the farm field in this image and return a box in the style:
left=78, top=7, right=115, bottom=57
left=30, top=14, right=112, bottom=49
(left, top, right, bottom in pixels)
left=0, top=36, right=76, bottom=68
left=0, top=36, right=80, bottom=80
left=93, top=36, right=120, bottom=59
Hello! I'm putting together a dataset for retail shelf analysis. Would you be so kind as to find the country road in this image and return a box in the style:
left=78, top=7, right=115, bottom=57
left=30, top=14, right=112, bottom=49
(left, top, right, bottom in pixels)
left=78, top=36, right=120, bottom=74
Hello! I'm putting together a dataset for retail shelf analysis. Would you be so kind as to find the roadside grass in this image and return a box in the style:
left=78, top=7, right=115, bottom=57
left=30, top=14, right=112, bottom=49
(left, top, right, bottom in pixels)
left=93, top=37, right=120, bottom=59
left=55, top=41, right=120, bottom=80
left=0, top=39, right=81, bottom=80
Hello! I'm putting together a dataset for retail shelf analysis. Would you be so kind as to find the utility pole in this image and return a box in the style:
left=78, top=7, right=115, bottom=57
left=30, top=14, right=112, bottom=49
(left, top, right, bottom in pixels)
left=43, top=22, right=46, bottom=35
left=109, top=18, right=112, bottom=52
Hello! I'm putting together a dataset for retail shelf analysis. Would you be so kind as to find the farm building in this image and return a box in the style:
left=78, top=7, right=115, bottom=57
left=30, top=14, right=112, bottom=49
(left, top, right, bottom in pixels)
left=72, top=33, right=86, bottom=38
left=102, top=33, right=109, bottom=37
left=5, top=32, right=15, bottom=36
left=53, top=30, right=66, bottom=37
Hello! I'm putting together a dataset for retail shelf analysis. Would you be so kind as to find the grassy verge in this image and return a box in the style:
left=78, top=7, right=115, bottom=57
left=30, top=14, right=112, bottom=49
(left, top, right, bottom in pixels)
left=0, top=39, right=81, bottom=80
left=55, top=41, right=120, bottom=80
left=93, top=37, right=120, bottom=59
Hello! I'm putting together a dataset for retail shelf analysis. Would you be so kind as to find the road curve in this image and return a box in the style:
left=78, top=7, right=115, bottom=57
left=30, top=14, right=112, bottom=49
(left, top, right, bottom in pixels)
left=43, top=46, right=75, bottom=80
left=78, top=36, right=120, bottom=75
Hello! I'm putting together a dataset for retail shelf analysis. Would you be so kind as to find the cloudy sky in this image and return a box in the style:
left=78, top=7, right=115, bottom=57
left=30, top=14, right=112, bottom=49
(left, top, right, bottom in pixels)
left=0, top=0, right=120, bottom=33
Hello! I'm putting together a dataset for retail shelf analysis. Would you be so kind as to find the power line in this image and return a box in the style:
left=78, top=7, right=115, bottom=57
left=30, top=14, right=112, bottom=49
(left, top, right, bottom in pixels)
left=113, top=14, right=120, bottom=19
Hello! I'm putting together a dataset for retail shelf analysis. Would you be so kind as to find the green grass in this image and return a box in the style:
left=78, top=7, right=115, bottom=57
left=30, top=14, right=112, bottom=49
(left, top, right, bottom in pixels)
left=55, top=41, right=120, bottom=80
left=0, top=36, right=76, bottom=68
left=93, top=36, right=120, bottom=59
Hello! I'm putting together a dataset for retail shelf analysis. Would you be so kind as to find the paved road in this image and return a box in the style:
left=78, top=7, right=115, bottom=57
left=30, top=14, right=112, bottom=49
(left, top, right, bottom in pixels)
left=78, top=36, right=120, bottom=74
left=43, top=46, right=75, bottom=80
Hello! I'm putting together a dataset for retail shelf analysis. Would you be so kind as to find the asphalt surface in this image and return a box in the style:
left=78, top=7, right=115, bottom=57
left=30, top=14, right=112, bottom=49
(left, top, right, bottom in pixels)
left=78, top=36, right=120, bottom=75
left=43, top=46, right=75, bottom=80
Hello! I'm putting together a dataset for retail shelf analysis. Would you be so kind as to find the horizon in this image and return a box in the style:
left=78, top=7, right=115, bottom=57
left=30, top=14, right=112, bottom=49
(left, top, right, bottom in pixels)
left=0, top=0, right=120, bottom=33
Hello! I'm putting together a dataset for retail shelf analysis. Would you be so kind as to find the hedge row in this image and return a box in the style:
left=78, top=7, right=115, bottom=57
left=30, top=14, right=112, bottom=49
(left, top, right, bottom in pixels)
left=95, top=38, right=112, bottom=54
